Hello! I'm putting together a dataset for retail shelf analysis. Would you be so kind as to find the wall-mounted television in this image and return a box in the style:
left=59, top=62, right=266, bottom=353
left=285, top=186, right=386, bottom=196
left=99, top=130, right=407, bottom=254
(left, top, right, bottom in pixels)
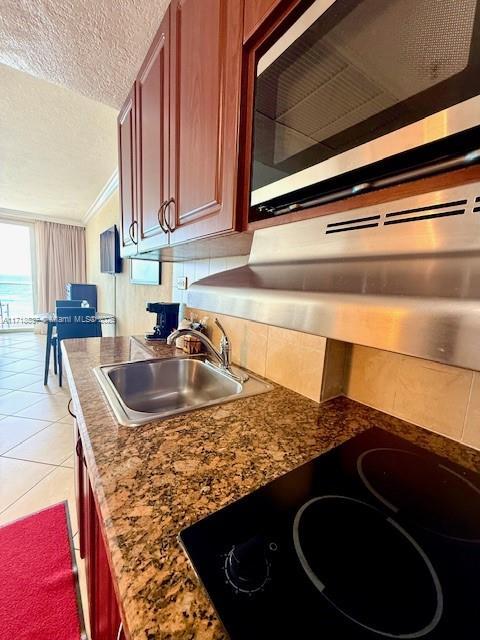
left=100, top=225, right=122, bottom=274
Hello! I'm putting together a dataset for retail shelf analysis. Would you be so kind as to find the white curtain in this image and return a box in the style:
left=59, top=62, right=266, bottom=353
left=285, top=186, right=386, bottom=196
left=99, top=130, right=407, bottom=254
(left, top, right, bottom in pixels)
left=35, top=221, right=86, bottom=318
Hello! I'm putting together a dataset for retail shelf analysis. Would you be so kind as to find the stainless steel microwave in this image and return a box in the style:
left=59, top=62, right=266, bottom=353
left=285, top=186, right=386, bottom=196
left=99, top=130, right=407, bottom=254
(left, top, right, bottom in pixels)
left=250, top=0, right=480, bottom=218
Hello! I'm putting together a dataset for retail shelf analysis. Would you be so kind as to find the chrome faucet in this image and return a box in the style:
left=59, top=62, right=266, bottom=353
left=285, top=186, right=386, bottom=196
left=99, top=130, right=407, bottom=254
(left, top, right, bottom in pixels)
left=167, top=318, right=248, bottom=383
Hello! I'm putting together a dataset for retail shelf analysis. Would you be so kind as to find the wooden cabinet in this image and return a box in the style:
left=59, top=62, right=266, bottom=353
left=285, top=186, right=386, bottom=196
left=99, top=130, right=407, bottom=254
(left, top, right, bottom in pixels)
left=85, top=478, right=124, bottom=640
left=136, top=9, right=171, bottom=253
left=74, top=425, right=86, bottom=560
left=243, top=0, right=282, bottom=41
left=168, top=0, right=243, bottom=245
left=75, top=423, right=125, bottom=640
left=119, top=0, right=244, bottom=256
left=118, top=88, right=138, bottom=257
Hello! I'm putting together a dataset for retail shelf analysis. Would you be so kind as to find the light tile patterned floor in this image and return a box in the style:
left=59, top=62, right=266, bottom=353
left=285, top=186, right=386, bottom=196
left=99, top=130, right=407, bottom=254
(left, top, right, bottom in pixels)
left=0, top=331, right=90, bottom=636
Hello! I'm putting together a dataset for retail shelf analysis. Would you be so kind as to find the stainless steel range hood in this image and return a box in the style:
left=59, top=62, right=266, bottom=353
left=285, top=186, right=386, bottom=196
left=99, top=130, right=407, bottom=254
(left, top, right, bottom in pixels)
left=188, top=182, right=480, bottom=371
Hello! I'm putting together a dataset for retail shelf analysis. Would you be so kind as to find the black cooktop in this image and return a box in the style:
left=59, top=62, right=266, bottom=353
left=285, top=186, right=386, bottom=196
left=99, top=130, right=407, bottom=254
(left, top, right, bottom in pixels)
left=179, top=428, right=480, bottom=639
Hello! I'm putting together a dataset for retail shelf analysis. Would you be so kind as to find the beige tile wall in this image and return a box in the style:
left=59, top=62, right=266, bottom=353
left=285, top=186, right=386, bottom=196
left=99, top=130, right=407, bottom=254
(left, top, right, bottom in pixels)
left=186, top=307, right=327, bottom=402
left=85, top=189, right=173, bottom=337
left=346, top=345, right=480, bottom=450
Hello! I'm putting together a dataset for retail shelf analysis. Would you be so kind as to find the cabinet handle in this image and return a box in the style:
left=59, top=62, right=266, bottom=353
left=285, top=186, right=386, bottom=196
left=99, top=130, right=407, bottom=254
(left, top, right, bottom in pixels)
left=128, top=221, right=138, bottom=245
left=164, top=198, right=176, bottom=232
left=157, top=201, right=168, bottom=234
left=68, top=398, right=76, bottom=418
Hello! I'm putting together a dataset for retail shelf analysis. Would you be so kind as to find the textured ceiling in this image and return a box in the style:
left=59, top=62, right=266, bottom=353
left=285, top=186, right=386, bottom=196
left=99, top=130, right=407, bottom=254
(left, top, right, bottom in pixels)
left=0, top=63, right=118, bottom=221
left=0, top=0, right=170, bottom=108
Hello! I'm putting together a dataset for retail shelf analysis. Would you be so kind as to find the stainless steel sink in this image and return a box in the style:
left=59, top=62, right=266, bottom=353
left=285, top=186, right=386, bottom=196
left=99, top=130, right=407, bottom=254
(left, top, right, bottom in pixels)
left=94, top=356, right=272, bottom=427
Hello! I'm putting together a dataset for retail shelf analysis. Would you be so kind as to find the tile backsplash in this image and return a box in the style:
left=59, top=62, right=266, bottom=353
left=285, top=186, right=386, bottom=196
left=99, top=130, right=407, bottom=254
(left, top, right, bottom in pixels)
left=187, top=306, right=327, bottom=402
left=346, top=345, right=480, bottom=450
left=180, top=256, right=326, bottom=403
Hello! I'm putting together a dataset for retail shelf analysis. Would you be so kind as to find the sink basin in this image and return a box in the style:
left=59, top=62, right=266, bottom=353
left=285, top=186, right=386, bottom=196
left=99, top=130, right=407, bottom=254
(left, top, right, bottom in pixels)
left=94, top=356, right=272, bottom=427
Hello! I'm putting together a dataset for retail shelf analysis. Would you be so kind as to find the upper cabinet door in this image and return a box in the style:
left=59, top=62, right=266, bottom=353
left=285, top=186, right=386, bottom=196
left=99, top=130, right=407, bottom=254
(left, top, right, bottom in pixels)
left=168, top=0, right=243, bottom=245
left=136, top=9, right=170, bottom=252
left=118, top=87, right=138, bottom=257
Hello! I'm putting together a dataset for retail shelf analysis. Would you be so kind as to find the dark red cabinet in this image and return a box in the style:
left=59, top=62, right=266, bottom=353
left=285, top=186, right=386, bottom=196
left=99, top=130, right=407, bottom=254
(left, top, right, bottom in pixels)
left=74, top=427, right=86, bottom=560
left=75, top=423, right=125, bottom=640
left=119, top=1, right=244, bottom=256
left=118, top=88, right=138, bottom=257
left=168, top=0, right=243, bottom=245
left=136, top=8, right=171, bottom=253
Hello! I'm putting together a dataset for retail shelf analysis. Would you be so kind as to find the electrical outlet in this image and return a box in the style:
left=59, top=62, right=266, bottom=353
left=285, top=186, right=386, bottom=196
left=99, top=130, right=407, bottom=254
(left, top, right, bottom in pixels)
left=177, top=276, right=188, bottom=290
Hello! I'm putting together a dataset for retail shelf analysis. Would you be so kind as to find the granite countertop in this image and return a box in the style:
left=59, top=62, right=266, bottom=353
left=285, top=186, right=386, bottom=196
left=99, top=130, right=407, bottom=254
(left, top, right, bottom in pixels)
left=62, top=336, right=480, bottom=640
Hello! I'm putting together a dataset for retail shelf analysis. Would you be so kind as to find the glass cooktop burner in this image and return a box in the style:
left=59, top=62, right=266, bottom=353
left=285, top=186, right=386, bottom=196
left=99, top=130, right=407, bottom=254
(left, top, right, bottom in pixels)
left=293, top=495, right=443, bottom=638
left=357, top=448, right=480, bottom=543
left=180, top=428, right=480, bottom=639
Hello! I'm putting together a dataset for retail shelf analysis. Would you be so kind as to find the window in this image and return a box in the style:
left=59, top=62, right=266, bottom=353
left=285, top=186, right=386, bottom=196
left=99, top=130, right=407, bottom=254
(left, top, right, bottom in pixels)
left=0, top=221, right=36, bottom=331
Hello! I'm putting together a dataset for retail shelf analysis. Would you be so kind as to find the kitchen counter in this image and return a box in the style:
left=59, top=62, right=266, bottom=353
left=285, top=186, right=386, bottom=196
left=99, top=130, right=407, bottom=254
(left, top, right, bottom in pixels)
left=62, top=336, right=480, bottom=640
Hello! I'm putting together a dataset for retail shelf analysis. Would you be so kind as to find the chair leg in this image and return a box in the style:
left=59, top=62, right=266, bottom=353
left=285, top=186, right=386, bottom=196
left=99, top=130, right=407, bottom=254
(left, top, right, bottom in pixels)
left=58, top=348, right=62, bottom=387
left=53, top=341, right=58, bottom=375
left=44, top=321, right=54, bottom=386
left=44, top=340, right=51, bottom=385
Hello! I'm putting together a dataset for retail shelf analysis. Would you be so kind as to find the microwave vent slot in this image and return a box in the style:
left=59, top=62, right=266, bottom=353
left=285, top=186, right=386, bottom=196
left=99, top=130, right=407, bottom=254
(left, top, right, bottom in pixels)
left=384, top=199, right=467, bottom=226
left=325, top=214, right=380, bottom=234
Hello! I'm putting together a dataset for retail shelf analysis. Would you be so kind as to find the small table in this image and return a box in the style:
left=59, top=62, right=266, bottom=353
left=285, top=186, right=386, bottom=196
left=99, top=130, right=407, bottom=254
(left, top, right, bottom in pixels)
left=34, top=312, right=115, bottom=384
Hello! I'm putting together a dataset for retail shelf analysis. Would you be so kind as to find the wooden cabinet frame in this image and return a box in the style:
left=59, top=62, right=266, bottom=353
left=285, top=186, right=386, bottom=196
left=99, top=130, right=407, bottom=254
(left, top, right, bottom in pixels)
left=118, top=87, right=138, bottom=257
left=135, top=10, right=171, bottom=253
left=75, top=422, right=126, bottom=640
left=167, top=0, right=244, bottom=245
left=119, top=0, right=245, bottom=256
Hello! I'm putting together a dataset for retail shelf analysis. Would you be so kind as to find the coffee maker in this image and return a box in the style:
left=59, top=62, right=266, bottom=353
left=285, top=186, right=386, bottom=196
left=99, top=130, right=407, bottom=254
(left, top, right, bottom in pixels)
left=145, top=302, right=180, bottom=341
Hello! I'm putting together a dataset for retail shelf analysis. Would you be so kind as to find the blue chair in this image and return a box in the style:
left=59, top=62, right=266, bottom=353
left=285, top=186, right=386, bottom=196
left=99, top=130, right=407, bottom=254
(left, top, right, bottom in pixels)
left=43, top=301, right=84, bottom=385
left=56, top=300, right=83, bottom=307
left=56, top=307, right=102, bottom=387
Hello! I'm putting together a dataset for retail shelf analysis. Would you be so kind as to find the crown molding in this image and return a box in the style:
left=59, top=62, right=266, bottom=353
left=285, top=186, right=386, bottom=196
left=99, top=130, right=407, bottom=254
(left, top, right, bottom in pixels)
left=83, top=169, right=119, bottom=225
left=0, top=208, right=85, bottom=227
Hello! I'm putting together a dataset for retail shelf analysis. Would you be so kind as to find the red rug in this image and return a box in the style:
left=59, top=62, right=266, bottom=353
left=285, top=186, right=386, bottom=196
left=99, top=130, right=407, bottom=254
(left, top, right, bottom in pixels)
left=0, top=502, right=84, bottom=640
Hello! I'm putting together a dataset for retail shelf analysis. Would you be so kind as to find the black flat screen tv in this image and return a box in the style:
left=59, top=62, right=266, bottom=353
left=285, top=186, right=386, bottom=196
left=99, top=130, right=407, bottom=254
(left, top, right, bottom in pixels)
left=100, top=225, right=122, bottom=274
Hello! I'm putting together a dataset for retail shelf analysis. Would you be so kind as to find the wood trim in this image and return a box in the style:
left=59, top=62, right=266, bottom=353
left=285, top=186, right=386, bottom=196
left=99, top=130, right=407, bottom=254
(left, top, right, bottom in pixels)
left=83, top=449, right=132, bottom=640
left=136, top=35, right=166, bottom=237
left=243, top=0, right=289, bottom=43
left=118, top=87, right=137, bottom=256
left=237, top=0, right=309, bottom=233
left=135, top=10, right=171, bottom=252
left=247, top=165, right=480, bottom=231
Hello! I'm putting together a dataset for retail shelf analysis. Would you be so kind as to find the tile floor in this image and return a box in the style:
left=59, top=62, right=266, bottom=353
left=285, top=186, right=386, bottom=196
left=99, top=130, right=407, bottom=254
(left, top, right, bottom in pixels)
left=0, top=330, right=90, bottom=635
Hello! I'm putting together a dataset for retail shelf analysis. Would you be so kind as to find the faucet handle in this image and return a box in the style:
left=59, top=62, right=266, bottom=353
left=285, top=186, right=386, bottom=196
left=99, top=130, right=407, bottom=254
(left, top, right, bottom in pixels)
left=214, top=318, right=231, bottom=367
left=214, top=317, right=227, bottom=338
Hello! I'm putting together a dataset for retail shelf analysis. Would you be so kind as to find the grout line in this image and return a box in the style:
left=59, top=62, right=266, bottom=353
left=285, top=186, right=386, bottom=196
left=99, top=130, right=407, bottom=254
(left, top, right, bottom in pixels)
left=460, top=372, right=475, bottom=443
left=264, top=325, right=270, bottom=378
left=0, top=336, right=75, bottom=517
left=0, top=454, right=63, bottom=467
left=0, top=422, right=56, bottom=456
left=0, top=461, right=59, bottom=516
left=0, top=414, right=56, bottom=423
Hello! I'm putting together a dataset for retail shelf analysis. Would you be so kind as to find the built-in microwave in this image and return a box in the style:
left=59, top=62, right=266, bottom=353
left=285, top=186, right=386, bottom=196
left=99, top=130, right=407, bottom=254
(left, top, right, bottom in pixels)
left=250, top=0, right=480, bottom=220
